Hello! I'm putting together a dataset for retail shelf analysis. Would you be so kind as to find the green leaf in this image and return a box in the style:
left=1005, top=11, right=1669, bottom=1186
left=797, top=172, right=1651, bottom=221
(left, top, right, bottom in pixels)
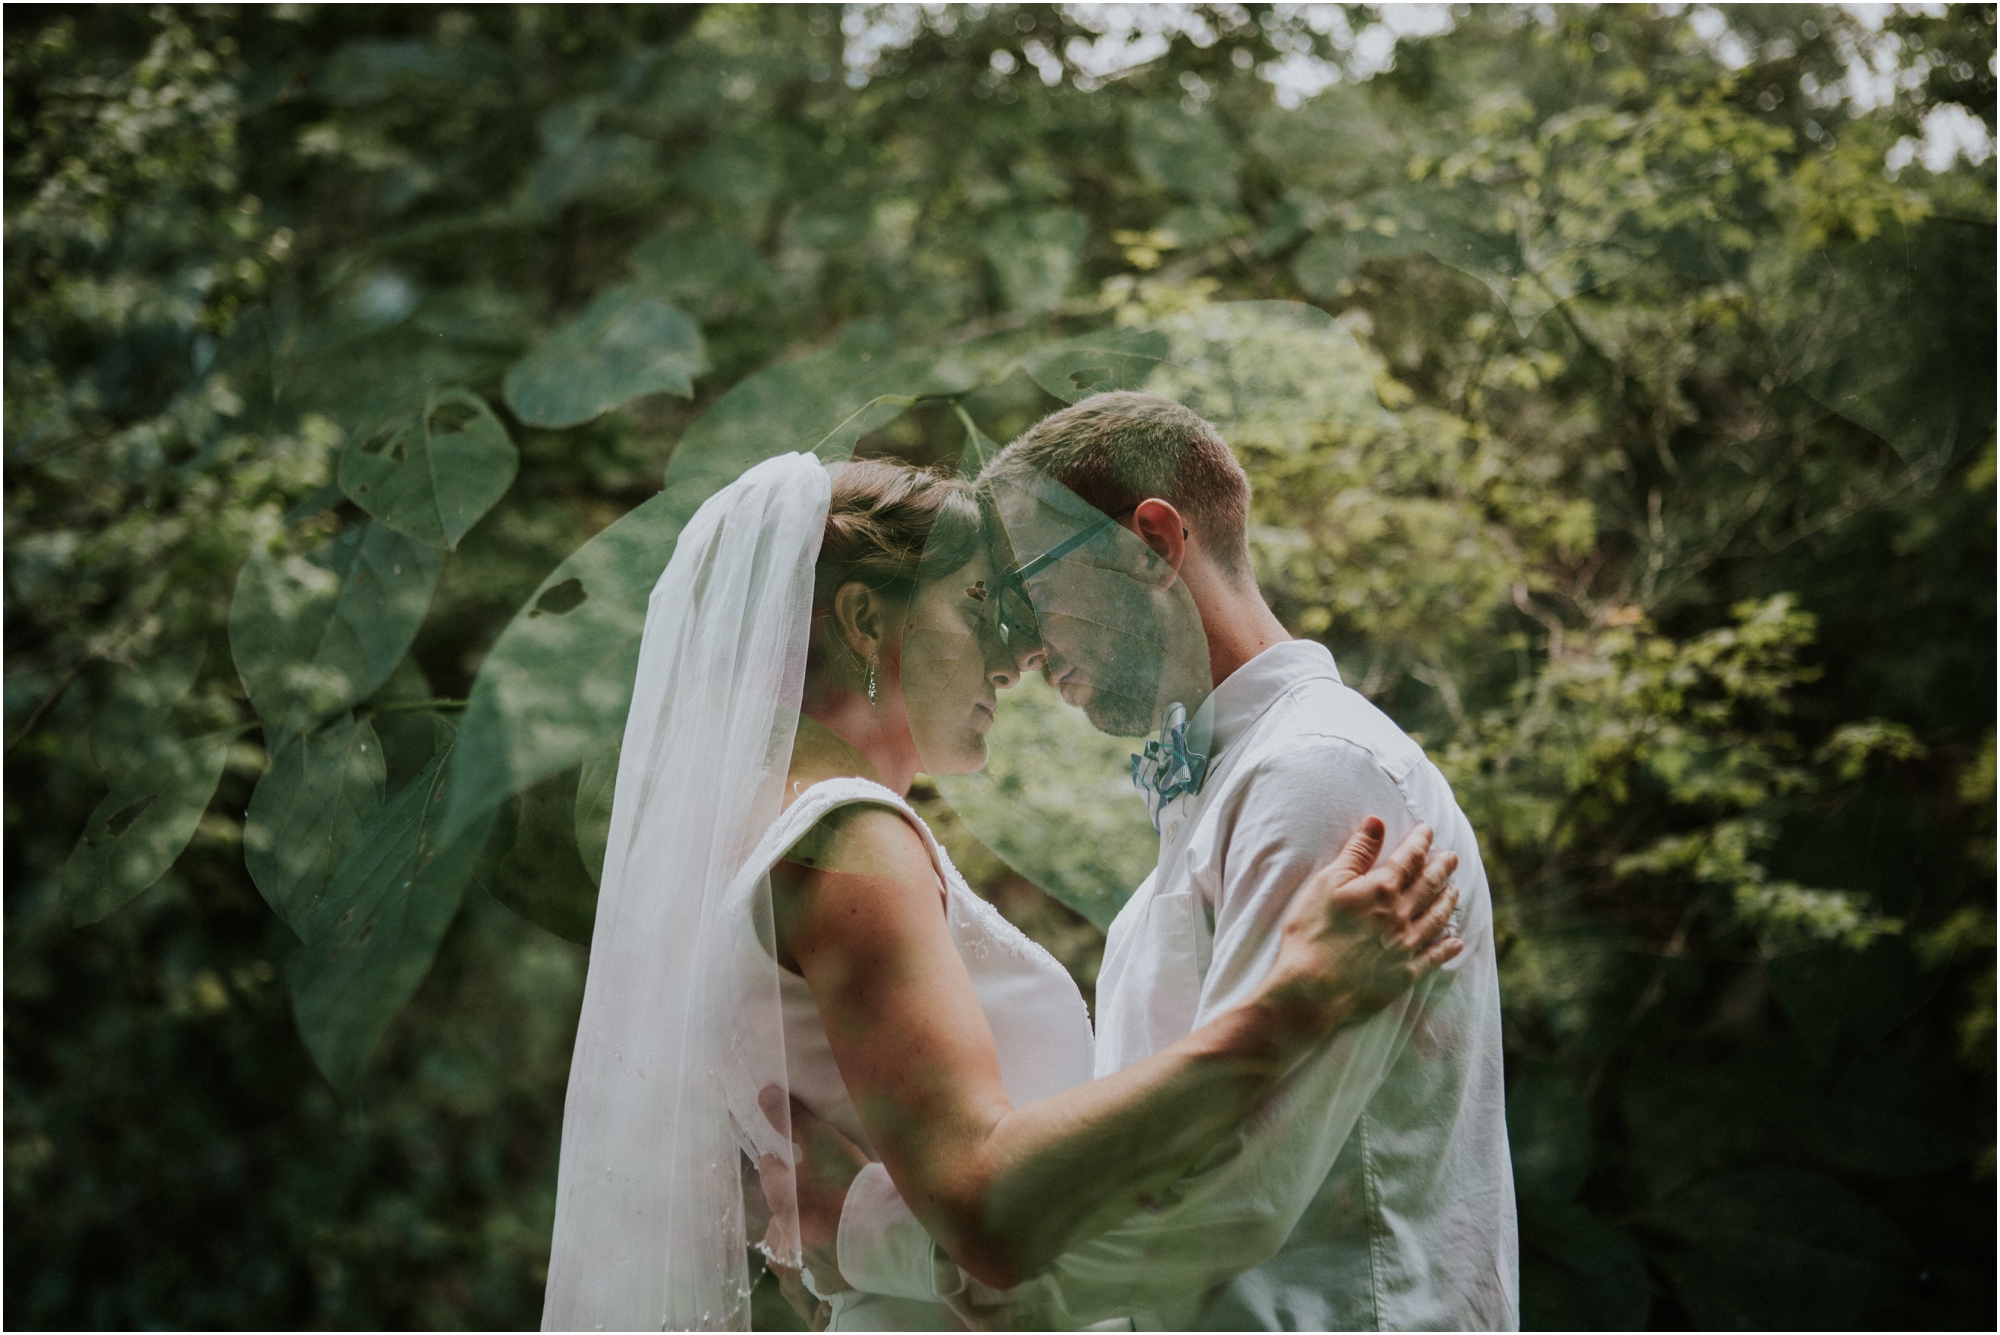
left=1508, top=1063, right=1593, bottom=1204
left=932, top=672, right=1157, bottom=932
left=243, top=712, right=386, bottom=938
left=444, top=333, right=990, bottom=841
left=1020, top=327, right=1172, bottom=404
left=953, top=403, right=1002, bottom=476
left=573, top=740, right=617, bottom=889
left=981, top=209, right=1088, bottom=314
left=476, top=763, right=597, bottom=946
left=62, top=727, right=241, bottom=925
left=87, top=640, right=205, bottom=778
left=228, top=522, right=444, bottom=750
left=337, top=388, right=519, bottom=550
left=1796, top=1046, right=1976, bottom=1177
left=1621, top=1051, right=1785, bottom=1202
left=1768, top=939, right=1937, bottom=1066
left=440, top=488, right=684, bottom=844
left=1645, top=1170, right=1911, bottom=1329
left=502, top=284, right=708, bottom=428
left=288, top=718, right=495, bottom=1101
left=1780, top=222, right=1995, bottom=465
left=1519, top=1203, right=1649, bottom=1332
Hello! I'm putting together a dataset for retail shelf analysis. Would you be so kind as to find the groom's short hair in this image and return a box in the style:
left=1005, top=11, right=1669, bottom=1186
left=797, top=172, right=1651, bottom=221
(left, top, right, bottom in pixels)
left=984, top=391, right=1251, bottom=575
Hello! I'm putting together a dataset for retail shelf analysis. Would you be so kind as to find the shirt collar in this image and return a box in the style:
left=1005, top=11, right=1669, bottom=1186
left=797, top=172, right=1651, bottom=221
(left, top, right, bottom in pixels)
left=1185, top=639, right=1342, bottom=768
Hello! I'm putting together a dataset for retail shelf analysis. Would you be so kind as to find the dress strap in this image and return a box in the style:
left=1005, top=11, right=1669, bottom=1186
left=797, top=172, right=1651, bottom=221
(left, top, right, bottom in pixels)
left=756, top=776, right=952, bottom=902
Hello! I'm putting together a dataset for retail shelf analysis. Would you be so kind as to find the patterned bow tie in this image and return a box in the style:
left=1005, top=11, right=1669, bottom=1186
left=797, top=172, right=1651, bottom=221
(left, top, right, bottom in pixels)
left=1131, top=702, right=1209, bottom=833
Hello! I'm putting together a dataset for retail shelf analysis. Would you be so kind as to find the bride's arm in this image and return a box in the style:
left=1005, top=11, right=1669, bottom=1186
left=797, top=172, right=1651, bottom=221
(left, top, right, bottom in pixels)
left=771, top=807, right=1458, bottom=1291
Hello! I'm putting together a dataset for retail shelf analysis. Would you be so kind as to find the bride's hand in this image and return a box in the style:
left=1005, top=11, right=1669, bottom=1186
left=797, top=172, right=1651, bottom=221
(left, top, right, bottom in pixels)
left=760, top=1086, right=868, bottom=1300
left=1257, top=817, right=1463, bottom=1037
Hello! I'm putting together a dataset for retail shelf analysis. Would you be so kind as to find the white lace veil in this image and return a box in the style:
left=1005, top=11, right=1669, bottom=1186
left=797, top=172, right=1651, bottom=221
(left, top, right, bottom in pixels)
left=542, top=452, right=831, bottom=1332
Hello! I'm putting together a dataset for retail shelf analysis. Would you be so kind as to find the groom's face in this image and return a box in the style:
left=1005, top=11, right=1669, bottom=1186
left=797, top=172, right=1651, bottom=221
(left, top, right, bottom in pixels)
left=988, top=477, right=1210, bottom=738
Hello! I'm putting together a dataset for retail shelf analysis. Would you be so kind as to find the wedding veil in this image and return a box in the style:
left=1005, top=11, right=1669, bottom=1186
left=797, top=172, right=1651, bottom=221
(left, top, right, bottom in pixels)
left=542, top=453, right=831, bottom=1332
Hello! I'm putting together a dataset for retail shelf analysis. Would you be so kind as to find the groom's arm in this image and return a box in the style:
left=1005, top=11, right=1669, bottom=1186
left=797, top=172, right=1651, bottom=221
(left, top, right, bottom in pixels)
left=837, top=739, right=1468, bottom=1321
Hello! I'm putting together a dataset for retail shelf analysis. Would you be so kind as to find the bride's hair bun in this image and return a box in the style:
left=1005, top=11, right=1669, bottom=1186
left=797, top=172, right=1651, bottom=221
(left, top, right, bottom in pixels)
left=815, top=459, right=983, bottom=610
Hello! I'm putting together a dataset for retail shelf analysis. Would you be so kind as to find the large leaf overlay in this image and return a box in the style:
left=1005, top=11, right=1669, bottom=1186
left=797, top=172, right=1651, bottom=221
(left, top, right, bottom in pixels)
left=229, top=521, right=444, bottom=751
left=980, top=209, right=1088, bottom=315
left=289, top=717, right=495, bottom=1100
left=1519, top=1202, right=1649, bottom=1332
left=502, top=283, right=708, bottom=428
left=1644, top=1170, right=1912, bottom=1329
left=62, top=726, right=244, bottom=925
left=1020, top=327, right=1173, bottom=404
left=476, top=763, right=597, bottom=946
left=932, top=672, right=1157, bottom=932
left=1508, top=1063, right=1594, bottom=1204
left=243, top=712, right=386, bottom=937
left=439, top=487, right=684, bottom=845
left=573, top=740, right=618, bottom=889
left=337, top=387, right=518, bottom=550
left=1774, top=220, right=1996, bottom=465
left=443, top=331, right=1001, bottom=843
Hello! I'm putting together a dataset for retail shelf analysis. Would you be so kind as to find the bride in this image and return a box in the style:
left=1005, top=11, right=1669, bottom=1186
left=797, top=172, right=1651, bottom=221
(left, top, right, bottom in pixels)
left=540, top=452, right=1461, bottom=1331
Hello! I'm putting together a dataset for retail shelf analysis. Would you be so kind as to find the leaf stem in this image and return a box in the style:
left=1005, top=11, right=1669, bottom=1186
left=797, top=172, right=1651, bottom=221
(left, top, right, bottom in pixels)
left=367, top=697, right=468, bottom=715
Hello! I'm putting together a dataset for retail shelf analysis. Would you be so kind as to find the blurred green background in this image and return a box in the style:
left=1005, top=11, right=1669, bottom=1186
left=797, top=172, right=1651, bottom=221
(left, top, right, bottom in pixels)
left=5, top=4, right=1993, bottom=1329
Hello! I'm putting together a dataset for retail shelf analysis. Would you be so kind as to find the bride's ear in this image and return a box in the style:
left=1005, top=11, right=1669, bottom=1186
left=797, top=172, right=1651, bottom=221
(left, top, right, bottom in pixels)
left=830, top=579, right=893, bottom=662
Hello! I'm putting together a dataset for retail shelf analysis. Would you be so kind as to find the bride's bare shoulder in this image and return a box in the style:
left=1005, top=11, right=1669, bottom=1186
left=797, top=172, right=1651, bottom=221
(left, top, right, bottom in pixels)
left=779, top=799, right=934, bottom=889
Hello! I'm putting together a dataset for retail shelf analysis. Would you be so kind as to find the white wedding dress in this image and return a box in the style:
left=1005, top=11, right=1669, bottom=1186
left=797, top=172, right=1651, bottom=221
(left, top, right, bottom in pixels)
left=736, top=775, right=1095, bottom=1331
left=542, top=454, right=1095, bottom=1332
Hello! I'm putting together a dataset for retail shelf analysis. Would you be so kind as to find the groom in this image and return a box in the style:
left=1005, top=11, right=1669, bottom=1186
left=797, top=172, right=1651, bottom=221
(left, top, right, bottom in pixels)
left=794, top=392, right=1518, bottom=1330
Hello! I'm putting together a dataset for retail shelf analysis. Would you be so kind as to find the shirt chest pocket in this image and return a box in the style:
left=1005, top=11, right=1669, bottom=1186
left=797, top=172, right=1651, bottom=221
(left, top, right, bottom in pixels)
left=1129, top=889, right=1205, bottom=1052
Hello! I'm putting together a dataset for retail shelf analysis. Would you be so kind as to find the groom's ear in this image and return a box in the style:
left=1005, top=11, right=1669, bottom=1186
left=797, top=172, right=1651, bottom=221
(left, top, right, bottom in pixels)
left=1129, top=499, right=1187, bottom=591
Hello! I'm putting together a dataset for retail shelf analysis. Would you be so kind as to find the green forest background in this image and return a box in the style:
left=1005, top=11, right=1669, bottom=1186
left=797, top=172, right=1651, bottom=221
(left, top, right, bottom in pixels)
left=5, top=4, right=1993, bottom=1330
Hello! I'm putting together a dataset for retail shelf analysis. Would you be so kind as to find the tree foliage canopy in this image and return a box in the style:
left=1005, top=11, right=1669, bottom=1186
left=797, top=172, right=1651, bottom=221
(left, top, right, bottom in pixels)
left=6, top=4, right=1992, bottom=1329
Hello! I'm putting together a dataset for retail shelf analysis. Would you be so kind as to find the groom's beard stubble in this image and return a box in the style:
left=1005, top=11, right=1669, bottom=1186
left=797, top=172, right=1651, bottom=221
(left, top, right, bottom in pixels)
left=1069, top=629, right=1165, bottom=739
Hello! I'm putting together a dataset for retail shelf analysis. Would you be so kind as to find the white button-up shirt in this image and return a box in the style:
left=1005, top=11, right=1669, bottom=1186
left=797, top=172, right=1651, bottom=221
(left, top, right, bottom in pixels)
left=838, top=640, right=1519, bottom=1331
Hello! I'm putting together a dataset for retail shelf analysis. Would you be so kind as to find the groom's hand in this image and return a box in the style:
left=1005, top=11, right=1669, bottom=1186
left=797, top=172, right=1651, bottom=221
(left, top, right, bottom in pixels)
left=759, top=1085, right=869, bottom=1299
left=1264, top=817, right=1464, bottom=1035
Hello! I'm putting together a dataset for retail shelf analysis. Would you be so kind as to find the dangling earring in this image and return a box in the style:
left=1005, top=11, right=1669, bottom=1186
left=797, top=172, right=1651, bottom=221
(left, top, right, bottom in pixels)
left=866, top=655, right=879, bottom=706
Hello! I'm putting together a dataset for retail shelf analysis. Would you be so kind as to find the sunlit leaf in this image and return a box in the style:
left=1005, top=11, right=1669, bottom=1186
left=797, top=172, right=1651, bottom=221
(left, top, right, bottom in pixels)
left=87, top=640, right=205, bottom=778
left=337, top=388, right=518, bottom=550
left=289, top=717, right=495, bottom=1100
left=1020, top=327, right=1172, bottom=404
left=502, top=284, right=708, bottom=428
left=62, top=726, right=242, bottom=925
left=228, top=522, right=444, bottom=750
left=243, top=712, right=386, bottom=937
